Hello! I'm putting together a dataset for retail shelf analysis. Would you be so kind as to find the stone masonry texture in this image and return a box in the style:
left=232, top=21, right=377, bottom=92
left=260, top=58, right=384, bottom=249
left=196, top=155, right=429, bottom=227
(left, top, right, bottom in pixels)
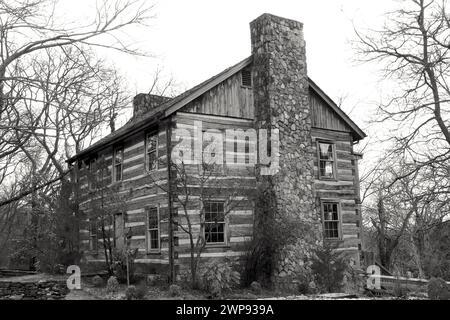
left=251, top=13, right=322, bottom=289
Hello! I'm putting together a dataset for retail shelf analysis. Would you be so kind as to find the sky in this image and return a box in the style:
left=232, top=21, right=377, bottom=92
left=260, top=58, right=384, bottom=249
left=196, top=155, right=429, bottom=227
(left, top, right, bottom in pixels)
left=60, top=0, right=404, bottom=167
left=104, top=0, right=398, bottom=135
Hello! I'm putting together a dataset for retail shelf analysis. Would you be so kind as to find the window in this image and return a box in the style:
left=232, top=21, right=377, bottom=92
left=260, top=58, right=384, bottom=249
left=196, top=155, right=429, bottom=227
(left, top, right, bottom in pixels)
left=241, top=69, right=252, bottom=87
left=146, top=132, right=158, bottom=172
left=204, top=201, right=225, bottom=244
left=201, top=131, right=223, bottom=173
left=88, top=158, right=97, bottom=190
left=147, top=207, right=160, bottom=251
left=89, top=220, right=98, bottom=252
left=322, top=202, right=341, bottom=240
left=318, top=142, right=335, bottom=179
left=245, top=136, right=250, bottom=164
left=113, top=147, right=123, bottom=182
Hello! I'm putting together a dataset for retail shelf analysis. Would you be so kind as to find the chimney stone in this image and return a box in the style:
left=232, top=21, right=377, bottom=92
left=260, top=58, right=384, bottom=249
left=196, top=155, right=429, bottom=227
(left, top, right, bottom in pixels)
left=132, top=93, right=171, bottom=118
left=250, top=13, right=322, bottom=288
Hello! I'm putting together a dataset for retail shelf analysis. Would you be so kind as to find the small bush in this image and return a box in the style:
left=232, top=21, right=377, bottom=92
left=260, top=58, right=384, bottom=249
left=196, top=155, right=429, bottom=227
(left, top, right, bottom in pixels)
left=295, top=268, right=314, bottom=295
left=106, top=276, right=120, bottom=293
left=310, top=244, right=348, bottom=293
left=112, top=248, right=138, bottom=284
left=92, top=275, right=104, bottom=287
left=201, top=262, right=240, bottom=298
left=169, top=284, right=182, bottom=297
left=135, top=282, right=148, bottom=299
left=250, top=281, right=262, bottom=295
left=125, top=286, right=138, bottom=300
left=427, top=277, right=450, bottom=300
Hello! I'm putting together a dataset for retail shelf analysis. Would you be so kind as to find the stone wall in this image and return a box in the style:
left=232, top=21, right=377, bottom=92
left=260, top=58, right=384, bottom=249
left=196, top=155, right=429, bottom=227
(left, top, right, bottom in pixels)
left=133, top=93, right=170, bottom=118
left=250, top=13, right=322, bottom=289
left=0, top=279, right=69, bottom=300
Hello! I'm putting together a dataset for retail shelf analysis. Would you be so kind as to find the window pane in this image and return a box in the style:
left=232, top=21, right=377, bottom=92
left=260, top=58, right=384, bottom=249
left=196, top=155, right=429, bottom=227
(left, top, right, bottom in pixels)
left=320, top=161, right=334, bottom=178
left=319, top=143, right=333, bottom=160
left=323, top=203, right=340, bottom=239
left=205, top=224, right=212, bottom=242
left=204, top=201, right=225, bottom=243
left=149, top=230, right=159, bottom=249
left=148, top=151, right=157, bottom=171
left=148, top=208, right=158, bottom=229
left=115, top=165, right=122, bottom=181
left=147, top=133, right=157, bottom=151
left=115, top=149, right=123, bottom=164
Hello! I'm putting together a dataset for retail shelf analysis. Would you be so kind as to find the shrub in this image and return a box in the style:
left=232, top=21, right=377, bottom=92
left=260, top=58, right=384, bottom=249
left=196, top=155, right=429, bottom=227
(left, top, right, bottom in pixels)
left=241, top=187, right=316, bottom=288
left=125, top=286, right=137, bottom=300
left=250, top=281, right=262, bottom=295
left=310, top=244, right=348, bottom=293
left=295, top=268, right=314, bottom=295
left=106, top=276, right=120, bottom=293
left=135, top=282, right=148, bottom=299
left=146, top=274, right=163, bottom=286
left=427, top=277, right=450, bottom=300
left=92, top=275, right=104, bottom=287
left=169, top=284, right=182, bottom=297
left=112, top=248, right=138, bottom=284
left=201, top=262, right=240, bottom=298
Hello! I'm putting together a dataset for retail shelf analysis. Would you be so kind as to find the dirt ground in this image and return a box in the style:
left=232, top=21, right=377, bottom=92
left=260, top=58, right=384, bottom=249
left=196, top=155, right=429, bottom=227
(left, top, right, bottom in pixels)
left=63, top=279, right=428, bottom=300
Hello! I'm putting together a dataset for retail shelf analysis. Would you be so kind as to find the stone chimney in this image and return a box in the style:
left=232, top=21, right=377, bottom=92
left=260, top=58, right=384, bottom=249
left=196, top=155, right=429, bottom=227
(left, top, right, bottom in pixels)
left=250, top=14, right=321, bottom=288
left=132, top=93, right=171, bottom=118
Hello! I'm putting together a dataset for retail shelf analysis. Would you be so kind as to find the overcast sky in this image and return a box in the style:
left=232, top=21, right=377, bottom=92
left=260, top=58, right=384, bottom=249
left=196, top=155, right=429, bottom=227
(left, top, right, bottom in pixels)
left=66, top=0, right=404, bottom=164
left=106, top=0, right=399, bottom=137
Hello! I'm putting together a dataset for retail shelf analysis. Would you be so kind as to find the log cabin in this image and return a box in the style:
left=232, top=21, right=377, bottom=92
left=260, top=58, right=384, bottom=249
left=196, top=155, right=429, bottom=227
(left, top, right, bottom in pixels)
left=67, top=13, right=366, bottom=285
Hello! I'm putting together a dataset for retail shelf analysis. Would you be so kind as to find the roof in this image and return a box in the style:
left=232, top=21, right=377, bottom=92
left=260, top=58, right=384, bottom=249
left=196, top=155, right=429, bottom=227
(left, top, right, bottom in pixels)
left=308, top=78, right=367, bottom=141
left=68, top=56, right=366, bottom=163
left=67, top=56, right=253, bottom=163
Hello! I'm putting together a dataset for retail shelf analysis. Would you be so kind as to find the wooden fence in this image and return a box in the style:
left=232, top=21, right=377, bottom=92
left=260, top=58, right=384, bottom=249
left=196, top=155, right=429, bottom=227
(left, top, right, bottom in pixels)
left=374, top=275, right=450, bottom=293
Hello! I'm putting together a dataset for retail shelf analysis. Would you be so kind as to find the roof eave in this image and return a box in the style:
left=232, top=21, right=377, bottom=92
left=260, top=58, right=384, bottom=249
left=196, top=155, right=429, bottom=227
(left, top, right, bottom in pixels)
left=66, top=111, right=164, bottom=164
left=308, top=77, right=367, bottom=141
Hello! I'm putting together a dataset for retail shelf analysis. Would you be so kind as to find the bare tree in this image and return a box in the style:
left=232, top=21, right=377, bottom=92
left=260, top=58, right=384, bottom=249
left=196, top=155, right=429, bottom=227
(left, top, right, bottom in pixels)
left=0, top=0, right=154, bottom=206
left=147, top=136, right=252, bottom=287
left=355, top=0, right=450, bottom=193
left=80, top=155, right=131, bottom=275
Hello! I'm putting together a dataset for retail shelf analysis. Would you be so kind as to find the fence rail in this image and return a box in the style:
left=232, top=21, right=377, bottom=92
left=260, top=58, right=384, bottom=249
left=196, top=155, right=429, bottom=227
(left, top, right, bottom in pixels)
left=373, top=274, right=450, bottom=292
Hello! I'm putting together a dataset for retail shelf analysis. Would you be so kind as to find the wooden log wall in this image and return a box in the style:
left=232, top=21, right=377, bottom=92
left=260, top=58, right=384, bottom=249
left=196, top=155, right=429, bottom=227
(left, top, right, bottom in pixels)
left=312, top=127, right=362, bottom=263
left=171, top=112, right=256, bottom=271
left=183, top=72, right=254, bottom=119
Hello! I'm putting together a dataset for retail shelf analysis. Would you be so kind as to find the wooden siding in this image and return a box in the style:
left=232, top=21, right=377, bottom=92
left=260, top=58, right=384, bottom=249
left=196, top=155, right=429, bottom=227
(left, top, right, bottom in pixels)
left=77, top=112, right=257, bottom=270
left=77, top=127, right=171, bottom=264
left=312, top=127, right=362, bottom=257
left=181, top=72, right=254, bottom=119
left=310, top=88, right=352, bottom=133
left=171, top=112, right=256, bottom=263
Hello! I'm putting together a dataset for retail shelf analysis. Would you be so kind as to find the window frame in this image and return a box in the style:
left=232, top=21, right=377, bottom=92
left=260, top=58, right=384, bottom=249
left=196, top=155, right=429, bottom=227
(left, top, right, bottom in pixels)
left=146, top=206, right=160, bottom=253
left=317, top=140, right=337, bottom=180
left=320, top=200, right=343, bottom=241
left=87, top=158, right=98, bottom=191
left=113, top=147, right=124, bottom=183
left=145, top=131, right=159, bottom=173
left=200, top=130, right=225, bottom=175
left=203, top=200, right=227, bottom=246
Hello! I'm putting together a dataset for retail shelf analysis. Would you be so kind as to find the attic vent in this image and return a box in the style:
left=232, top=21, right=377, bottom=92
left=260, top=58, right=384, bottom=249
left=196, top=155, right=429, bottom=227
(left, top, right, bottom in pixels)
left=241, top=69, right=252, bottom=87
